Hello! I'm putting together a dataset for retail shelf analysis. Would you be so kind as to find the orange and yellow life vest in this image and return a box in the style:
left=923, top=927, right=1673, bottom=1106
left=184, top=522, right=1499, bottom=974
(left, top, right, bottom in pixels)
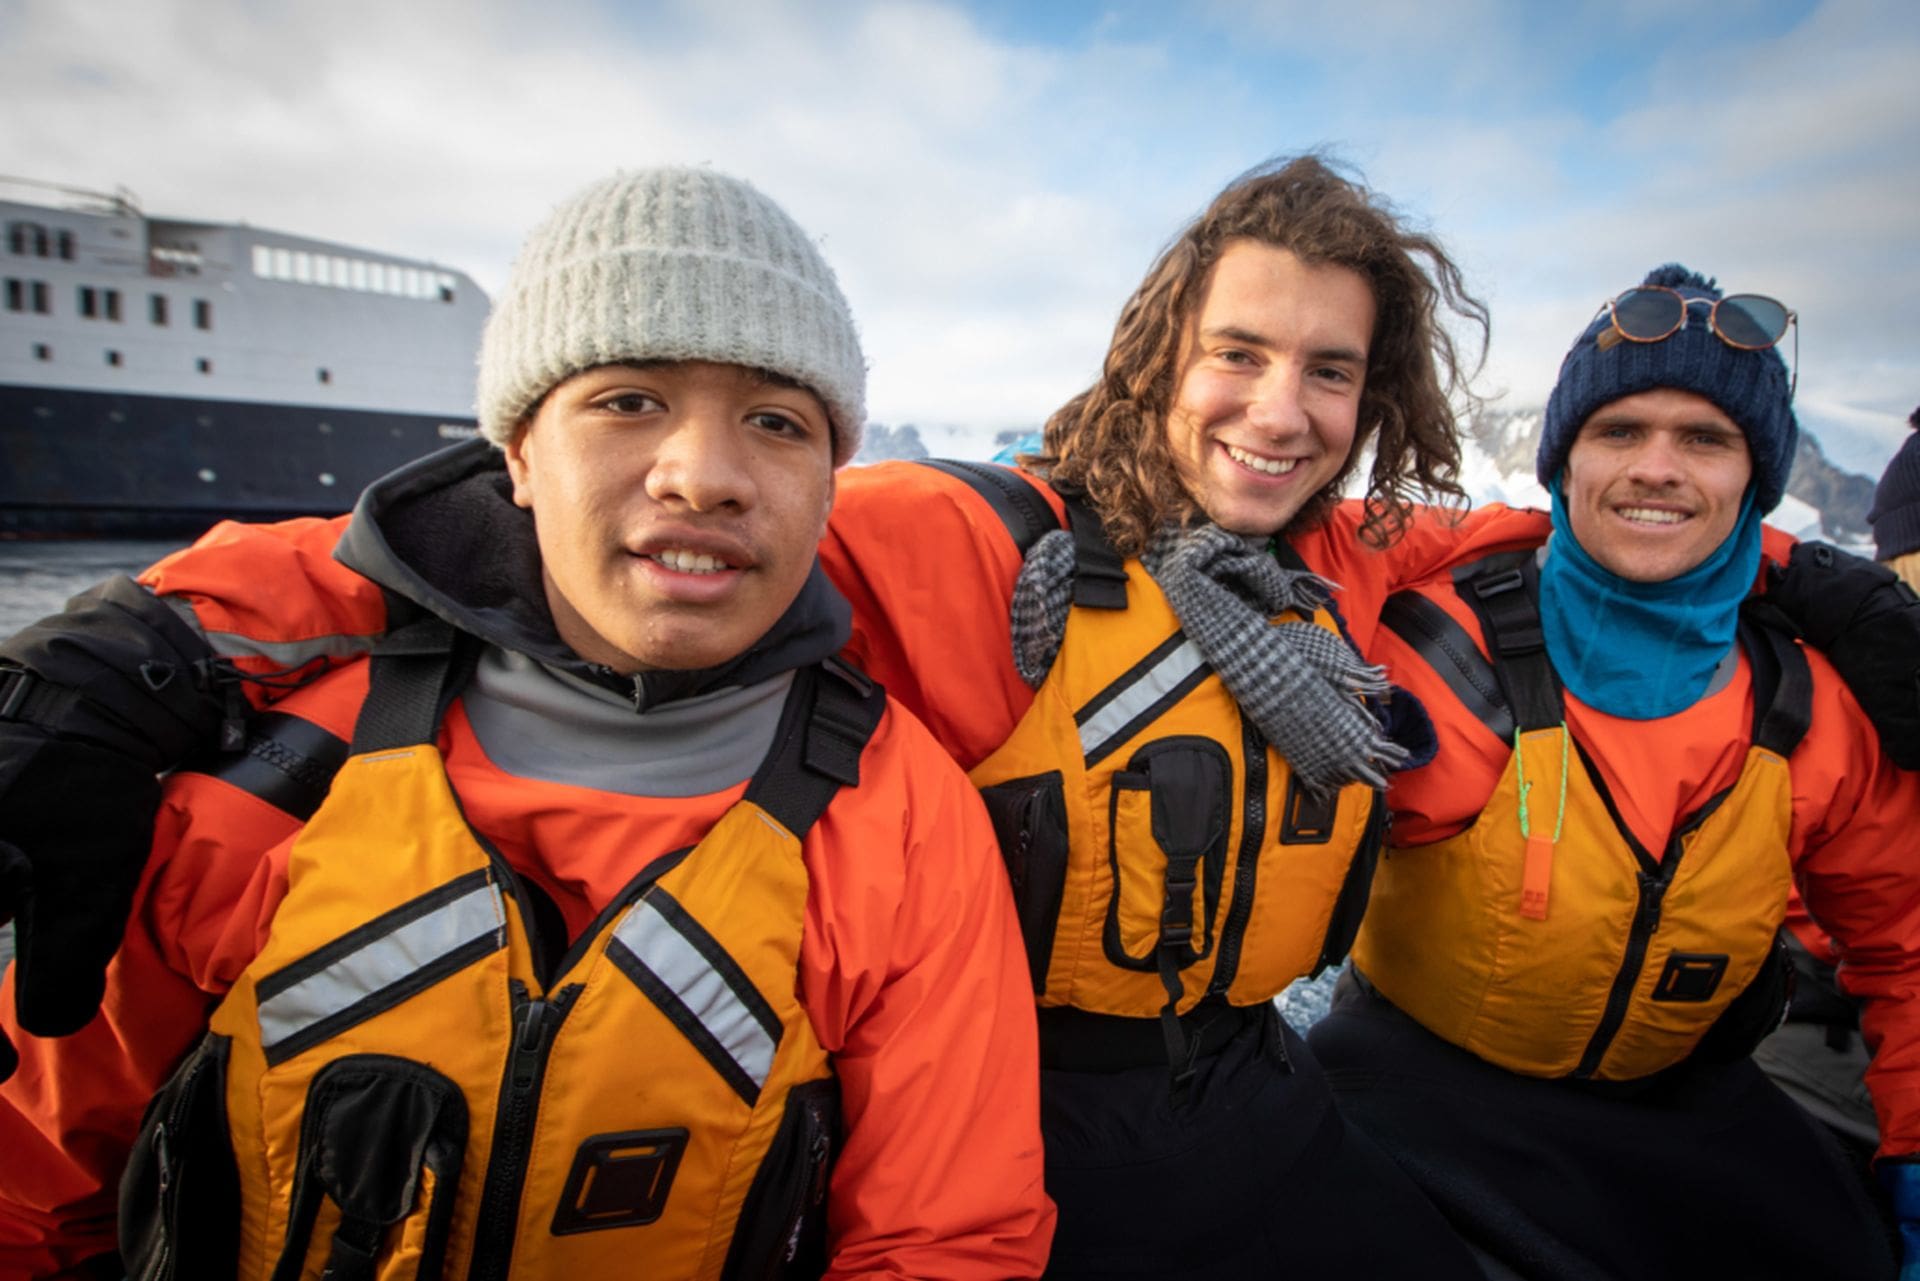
left=940, top=468, right=1383, bottom=1036
left=119, top=624, right=883, bottom=1280
left=1355, top=554, right=1810, bottom=1080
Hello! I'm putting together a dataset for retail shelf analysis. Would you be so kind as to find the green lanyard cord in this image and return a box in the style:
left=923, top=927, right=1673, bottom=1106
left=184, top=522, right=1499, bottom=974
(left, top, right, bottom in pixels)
left=1514, top=724, right=1570, bottom=842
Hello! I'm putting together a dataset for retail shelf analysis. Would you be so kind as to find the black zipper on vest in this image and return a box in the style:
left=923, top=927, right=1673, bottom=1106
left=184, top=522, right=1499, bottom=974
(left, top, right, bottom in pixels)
left=1207, top=718, right=1268, bottom=996
left=1571, top=752, right=1731, bottom=1079
left=467, top=979, right=580, bottom=1278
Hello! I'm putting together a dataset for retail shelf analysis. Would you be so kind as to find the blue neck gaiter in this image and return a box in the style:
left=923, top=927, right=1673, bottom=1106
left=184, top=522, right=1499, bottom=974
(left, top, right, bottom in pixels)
left=1536, top=478, right=1762, bottom=720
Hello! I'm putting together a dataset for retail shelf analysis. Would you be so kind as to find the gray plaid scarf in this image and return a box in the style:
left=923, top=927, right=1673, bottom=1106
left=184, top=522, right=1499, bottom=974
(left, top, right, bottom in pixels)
left=1010, top=523, right=1405, bottom=792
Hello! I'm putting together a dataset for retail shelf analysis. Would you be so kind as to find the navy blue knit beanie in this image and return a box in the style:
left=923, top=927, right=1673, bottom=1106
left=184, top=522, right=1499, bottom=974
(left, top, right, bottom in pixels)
left=1539, top=264, right=1797, bottom=512
left=1869, top=408, right=1920, bottom=560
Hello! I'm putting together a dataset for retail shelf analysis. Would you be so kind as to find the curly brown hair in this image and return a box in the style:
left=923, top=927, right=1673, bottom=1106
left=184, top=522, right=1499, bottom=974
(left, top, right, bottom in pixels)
left=1032, top=152, right=1485, bottom=556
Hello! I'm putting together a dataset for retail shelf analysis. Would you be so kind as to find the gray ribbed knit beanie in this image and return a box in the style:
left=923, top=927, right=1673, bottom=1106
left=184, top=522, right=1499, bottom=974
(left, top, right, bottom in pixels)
left=1539, top=264, right=1797, bottom=512
left=1870, top=408, right=1920, bottom=561
left=478, top=167, right=866, bottom=464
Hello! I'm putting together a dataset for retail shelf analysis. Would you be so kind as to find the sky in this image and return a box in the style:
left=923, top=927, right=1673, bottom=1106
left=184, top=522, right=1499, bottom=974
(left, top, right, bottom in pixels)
left=3, top=0, right=1916, bottom=476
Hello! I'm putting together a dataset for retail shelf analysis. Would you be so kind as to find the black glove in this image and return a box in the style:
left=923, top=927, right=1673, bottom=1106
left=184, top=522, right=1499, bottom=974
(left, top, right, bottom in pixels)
left=1762, top=541, right=1920, bottom=769
left=0, top=576, right=237, bottom=1080
left=3, top=732, right=163, bottom=1036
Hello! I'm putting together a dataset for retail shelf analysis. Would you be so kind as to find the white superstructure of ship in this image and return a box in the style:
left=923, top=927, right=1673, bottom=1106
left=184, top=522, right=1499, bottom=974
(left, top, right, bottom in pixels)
left=1, top=177, right=489, bottom=534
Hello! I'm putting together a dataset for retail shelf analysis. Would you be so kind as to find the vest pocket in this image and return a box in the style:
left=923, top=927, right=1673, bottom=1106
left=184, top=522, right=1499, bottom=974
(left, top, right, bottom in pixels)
left=119, top=1033, right=240, bottom=1281
left=1103, top=738, right=1230, bottom=972
left=1693, top=928, right=1795, bottom=1062
left=274, top=1055, right=468, bottom=1281
left=978, top=770, right=1069, bottom=994
left=720, top=1078, right=841, bottom=1280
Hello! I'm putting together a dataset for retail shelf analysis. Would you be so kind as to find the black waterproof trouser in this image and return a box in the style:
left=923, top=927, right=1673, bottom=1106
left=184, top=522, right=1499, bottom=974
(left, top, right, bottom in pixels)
left=1310, top=974, right=1897, bottom=1281
left=1039, top=1003, right=1485, bottom=1279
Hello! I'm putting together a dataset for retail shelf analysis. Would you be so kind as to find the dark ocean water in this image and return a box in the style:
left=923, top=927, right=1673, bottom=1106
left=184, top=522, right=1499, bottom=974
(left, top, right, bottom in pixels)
left=0, top=539, right=184, bottom=638
left=0, top=538, right=1343, bottom=1020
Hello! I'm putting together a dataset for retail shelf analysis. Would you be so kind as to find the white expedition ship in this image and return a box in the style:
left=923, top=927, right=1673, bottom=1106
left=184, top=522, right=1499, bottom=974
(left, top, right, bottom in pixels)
left=0, top=178, right=488, bottom=534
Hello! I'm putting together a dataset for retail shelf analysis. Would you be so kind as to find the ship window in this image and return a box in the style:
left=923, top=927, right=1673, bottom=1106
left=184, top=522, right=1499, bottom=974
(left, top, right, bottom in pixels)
left=272, top=247, right=291, bottom=279
left=5, top=223, right=22, bottom=255
left=32, top=226, right=48, bottom=257
left=438, top=273, right=456, bottom=303
left=57, top=230, right=74, bottom=260
left=317, top=367, right=331, bottom=384
left=196, top=357, right=212, bottom=373
left=4, top=279, right=19, bottom=311
left=33, top=343, right=51, bottom=361
left=151, top=294, right=168, bottom=326
left=106, top=349, right=122, bottom=367
left=105, top=290, right=122, bottom=322
left=194, top=299, right=211, bottom=330
left=79, top=286, right=98, bottom=318
left=350, top=259, right=368, bottom=290
left=292, top=251, right=312, bottom=283
left=31, top=282, right=48, bottom=313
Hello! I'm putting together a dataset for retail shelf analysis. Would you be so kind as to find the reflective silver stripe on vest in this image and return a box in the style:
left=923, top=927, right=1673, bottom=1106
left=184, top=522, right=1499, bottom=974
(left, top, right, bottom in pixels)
left=257, top=881, right=504, bottom=1054
left=612, top=897, right=777, bottom=1091
left=1076, top=639, right=1208, bottom=758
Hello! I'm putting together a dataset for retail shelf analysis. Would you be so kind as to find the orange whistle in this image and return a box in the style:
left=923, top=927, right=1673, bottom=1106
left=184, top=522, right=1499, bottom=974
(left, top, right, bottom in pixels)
left=1520, top=833, right=1553, bottom=921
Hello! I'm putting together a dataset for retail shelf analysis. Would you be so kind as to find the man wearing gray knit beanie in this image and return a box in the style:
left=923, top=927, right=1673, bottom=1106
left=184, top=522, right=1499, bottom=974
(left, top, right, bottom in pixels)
left=0, top=168, right=1055, bottom=1277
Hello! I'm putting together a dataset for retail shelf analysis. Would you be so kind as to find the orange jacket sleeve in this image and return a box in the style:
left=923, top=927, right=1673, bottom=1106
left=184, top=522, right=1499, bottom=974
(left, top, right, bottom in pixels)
left=820, top=462, right=1063, bottom=770
left=1785, top=648, right=1920, bottom=1160
left=801, top=701, right=1054, bottom=1278
left=138, top=513, right=380, bottom=705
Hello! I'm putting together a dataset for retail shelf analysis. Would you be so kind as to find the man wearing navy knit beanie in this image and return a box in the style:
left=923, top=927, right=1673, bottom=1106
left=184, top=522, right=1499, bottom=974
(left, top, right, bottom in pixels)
left=1310, top=264, right=1920, bottom=1279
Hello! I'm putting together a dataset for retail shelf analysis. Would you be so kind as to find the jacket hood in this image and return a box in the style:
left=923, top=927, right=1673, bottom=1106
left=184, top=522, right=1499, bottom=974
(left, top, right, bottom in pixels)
left=334, top=439, right=851, bottom=709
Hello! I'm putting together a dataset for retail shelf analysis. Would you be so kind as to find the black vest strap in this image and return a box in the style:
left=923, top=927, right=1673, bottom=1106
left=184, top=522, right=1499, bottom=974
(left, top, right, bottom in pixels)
left=744, top=656, right=888, bottom=840
left=1059, top=490, right=1129, bottom=610
left=349, top=611, right=882, bottom=842
left=1455, top=552, right=1564, bottom=733
left=918, top=459, right=1060, bottom=555
left=1381, top=589, right=1516, bottom=743
left=349, top=618, right=467, bottom=754
left=914, top=459, right=1132, bottom=610
left=1739, top=608, right=1813, bottom=758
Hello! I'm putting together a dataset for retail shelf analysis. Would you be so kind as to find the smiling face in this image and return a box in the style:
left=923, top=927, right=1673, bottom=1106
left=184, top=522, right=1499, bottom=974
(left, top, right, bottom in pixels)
left=1561, top=387, right=1753, bottom=583
left=1162, top=239, right=1374, bottom=537
left=503, top=361, right=835, bottom=672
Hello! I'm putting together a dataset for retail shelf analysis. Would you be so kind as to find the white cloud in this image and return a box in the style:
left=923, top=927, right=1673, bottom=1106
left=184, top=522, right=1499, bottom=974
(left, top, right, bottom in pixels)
left=4, top=0, right=1913, bottom=467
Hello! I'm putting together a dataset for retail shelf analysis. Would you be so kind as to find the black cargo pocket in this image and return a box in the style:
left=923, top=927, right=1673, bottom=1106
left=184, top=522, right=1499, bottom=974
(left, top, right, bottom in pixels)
left=1313, top=790, right=1385, bottom=975
left=720, top=1078, right=840, bottom=1281
left=1103, top=738, right=1229, bottom=971
left=273, top=1055, right=468, bottom=1281
left=119, top=1033, right=240, bottom=1281
left=1694, top=928, right=1795, bottom=1063
left=978, top=770, right=1069, bottom=994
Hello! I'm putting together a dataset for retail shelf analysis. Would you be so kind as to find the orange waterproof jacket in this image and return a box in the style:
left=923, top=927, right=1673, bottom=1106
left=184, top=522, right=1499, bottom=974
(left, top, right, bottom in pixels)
left=1371, top=536, right=1920, bottom=1157
left=0, top=469, right=1053, bottom=1280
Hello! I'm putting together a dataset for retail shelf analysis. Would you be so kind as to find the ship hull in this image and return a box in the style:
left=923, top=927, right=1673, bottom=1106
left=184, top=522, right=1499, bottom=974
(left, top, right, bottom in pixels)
left=0, top=383, right=477, bottom=536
